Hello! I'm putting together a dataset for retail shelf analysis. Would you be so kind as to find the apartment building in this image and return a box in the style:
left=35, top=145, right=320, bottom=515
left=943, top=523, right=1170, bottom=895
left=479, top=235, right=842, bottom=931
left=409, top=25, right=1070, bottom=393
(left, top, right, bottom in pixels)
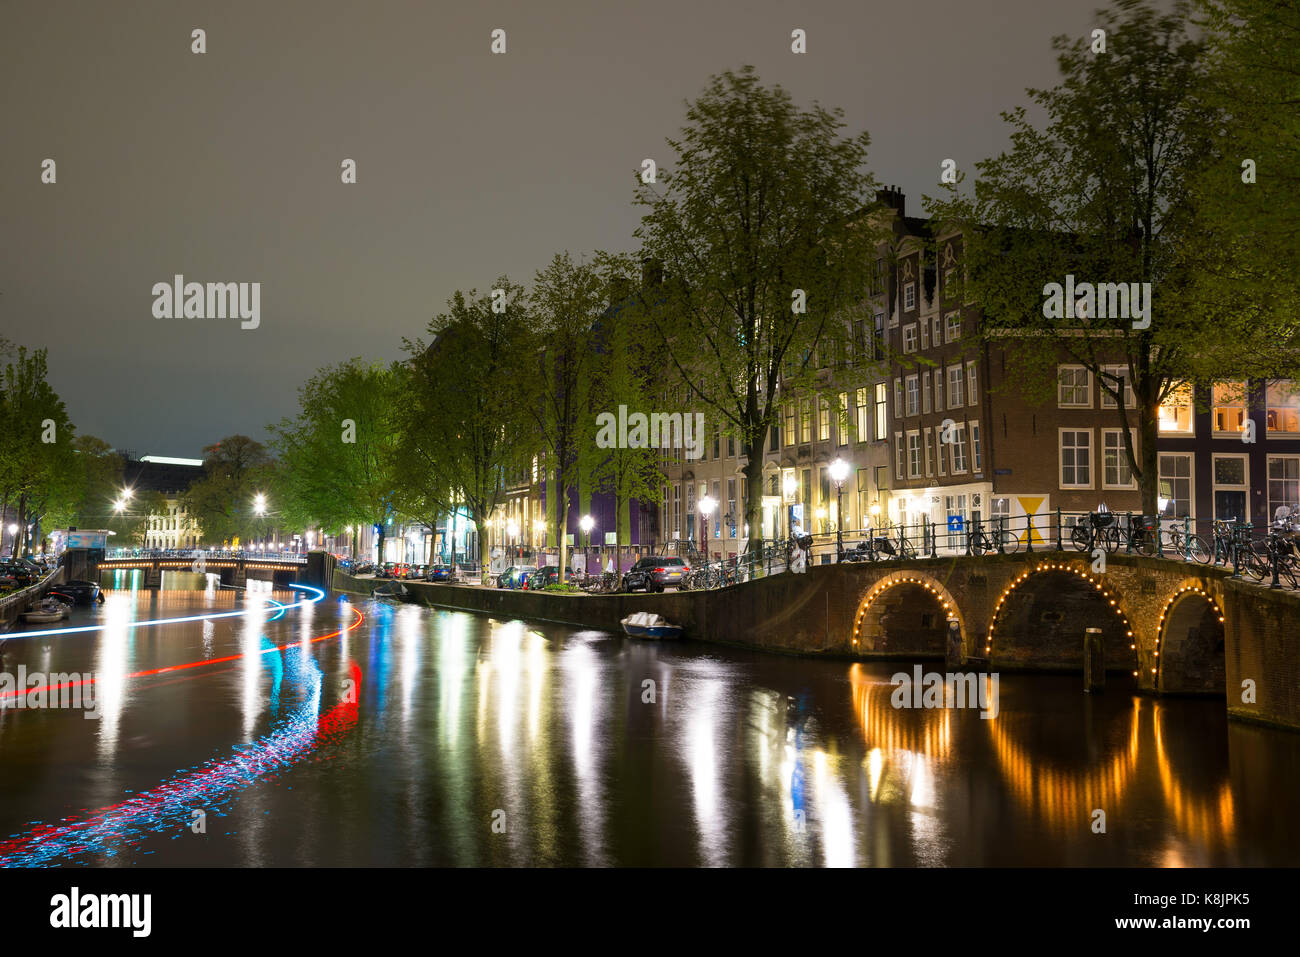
left=1157, top=380, right=1300, bottom=525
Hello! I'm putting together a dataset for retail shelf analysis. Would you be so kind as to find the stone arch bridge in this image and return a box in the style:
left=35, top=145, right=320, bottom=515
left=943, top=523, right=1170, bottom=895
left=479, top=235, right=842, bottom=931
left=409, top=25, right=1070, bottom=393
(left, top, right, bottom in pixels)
left=661, top=553, right=1300, bottom=729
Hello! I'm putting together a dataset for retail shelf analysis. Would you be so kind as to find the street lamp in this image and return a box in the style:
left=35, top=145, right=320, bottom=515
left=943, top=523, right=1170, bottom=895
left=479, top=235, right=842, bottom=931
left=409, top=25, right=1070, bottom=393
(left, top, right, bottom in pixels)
left=5, top=523, right=16, bottom=559
left=533, top=518, right=547, bottom=562
left=829, top=457, right=850, bottom=561
left=698, top=495, right=717, bottom=564
left=580, top=514, right=594, bottom=571
left=506, top=519, right=520, bottom=563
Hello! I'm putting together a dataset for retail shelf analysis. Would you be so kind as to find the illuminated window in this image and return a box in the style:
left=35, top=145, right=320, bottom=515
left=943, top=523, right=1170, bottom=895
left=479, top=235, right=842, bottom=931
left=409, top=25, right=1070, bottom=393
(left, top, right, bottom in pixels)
left=856, top=387, right=870, bottom=442
left=819, top=398, right=831, bottom=441
left=1268, top=456, right=1300, bottom=517
left=1267, top=380, right=1300, bottom=434
left=874, top=383, right=887, bottom=441
left=1212, top=382, right=1247, bottom=434
left=1159, top=383, right=1194, bottom=434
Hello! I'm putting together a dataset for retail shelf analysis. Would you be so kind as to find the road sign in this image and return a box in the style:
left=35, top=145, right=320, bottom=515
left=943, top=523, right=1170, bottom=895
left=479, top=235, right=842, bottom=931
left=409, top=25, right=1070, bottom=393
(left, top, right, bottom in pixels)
left=947, top=515, right=964, bottom=533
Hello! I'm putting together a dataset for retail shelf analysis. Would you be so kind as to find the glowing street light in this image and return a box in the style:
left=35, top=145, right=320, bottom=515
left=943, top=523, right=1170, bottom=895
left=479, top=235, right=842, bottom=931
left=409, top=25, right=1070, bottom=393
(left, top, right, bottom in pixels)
left=253, top=493, right=267, bottom=515
left=829, top=457, right=850, bottom=561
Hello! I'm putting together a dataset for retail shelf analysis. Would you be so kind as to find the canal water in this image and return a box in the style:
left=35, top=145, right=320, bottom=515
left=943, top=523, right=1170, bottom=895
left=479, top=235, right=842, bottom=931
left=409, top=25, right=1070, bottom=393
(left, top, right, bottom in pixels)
left=0, top=575, right=1296, bottom=867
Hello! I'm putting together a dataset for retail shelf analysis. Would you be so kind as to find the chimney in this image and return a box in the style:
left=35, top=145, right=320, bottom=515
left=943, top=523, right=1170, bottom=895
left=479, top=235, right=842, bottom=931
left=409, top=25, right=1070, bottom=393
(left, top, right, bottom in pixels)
left=876, top=185, right=905, bottom=218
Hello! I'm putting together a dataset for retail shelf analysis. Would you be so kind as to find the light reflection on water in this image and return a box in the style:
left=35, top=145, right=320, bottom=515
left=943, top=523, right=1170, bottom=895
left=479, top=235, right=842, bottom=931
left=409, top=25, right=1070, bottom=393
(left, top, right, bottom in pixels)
left=0, top=586, right=1296, bottom=867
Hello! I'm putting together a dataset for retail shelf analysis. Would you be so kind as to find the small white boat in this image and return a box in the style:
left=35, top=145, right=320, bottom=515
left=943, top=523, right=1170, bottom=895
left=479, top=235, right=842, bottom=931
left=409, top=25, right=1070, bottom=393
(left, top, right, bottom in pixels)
left=372, top=580, right=410, bottom=602
left=22, top=598, right=71, bottom=623
left=620, top=612, right=684, bottom=640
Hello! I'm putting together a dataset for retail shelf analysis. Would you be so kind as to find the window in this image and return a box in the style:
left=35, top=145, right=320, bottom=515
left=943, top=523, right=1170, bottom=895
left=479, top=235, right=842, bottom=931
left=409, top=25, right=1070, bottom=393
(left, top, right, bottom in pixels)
left=1213, top=454, right=1249, bottom=522
left=902, top=324, right=918, bottom=353
left=1103, top=430, right=1136, bottom=488
left=1268, top=456, right=1300, bottom=518
left=1267, top=380, right=1300, bottom=434
left=932, top=316, right=941, bottom=348
left=945, top=311, right=961, bottom=342
left=893, top=379, right=903, bottom=420
left=873, top=311, right=886, bottom=356
left=951, top=424, right=969, bottom=473
left=1159, top=383, right=1194, bottom=434
left=966, top=360, right=978, bottom=406
left=713, top=431, right=721, bottom=459
left=1060, top=429, right=1092, bottom=488
left=934, top=372, right=944, bottom=412
left=924, top=430, right=934, bottom=477
left=971, top=421, right=982, bottom=472
left=905, top=375, right=920, bottom=416
left=1099, top=365, right=1135, bottom=410
left=904, top=282, right=916, bottom=311
left=922, top=371, right=932, bottom=414
left=784, top=405, right=796, bottom=446
left=920, top=319, right=930, bottom=350
left=1058, top=366, right=1091, bottom=407
left=726, top=479, right=737, bottom=536
left=936, top=427, right=946, bottom=476
left=800, top=399, right=812, bottom=443
left=857, top=468, right=871, bottom=527
left=895, top=433, right=905, bottom=480
left=819, top=398, right=830, bottom=441
left=856, top=387, right=870, bottom=442
left=874, top=383, right=887, bottom=441
left=1213, top=382, right=1247, bottom=435
left=837, top=393, right=849, bottom=446
left=907, top=432, right=922, bottom=478
left=770, top=422, right=780, bottom=452
left=728, top=434, right=735, bottom=457
left=947, top=365, right=964, bottom=408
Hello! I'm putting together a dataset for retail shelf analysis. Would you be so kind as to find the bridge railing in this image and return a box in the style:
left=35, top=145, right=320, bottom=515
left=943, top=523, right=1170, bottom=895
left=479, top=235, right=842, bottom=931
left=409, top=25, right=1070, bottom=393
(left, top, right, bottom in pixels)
left=103, top=548, right=307, bottom=564
left=664, top=510, right=1298, bottom=592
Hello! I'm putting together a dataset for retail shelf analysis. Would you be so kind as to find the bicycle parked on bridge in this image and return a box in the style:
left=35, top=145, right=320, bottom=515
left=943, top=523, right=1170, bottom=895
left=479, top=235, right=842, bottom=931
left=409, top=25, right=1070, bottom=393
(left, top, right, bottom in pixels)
left=1161, top=522, right=1213, bottom=564
left=1245, top=530, right=1300, bottom=588
left=966, top=518, right=1023, bottom=555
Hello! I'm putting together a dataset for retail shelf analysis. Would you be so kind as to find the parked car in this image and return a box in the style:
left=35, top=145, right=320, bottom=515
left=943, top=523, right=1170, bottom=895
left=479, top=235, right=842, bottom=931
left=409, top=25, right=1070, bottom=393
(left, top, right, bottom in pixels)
left=426, top=564, right=458, bottom=583
left=48, top=580, right=102, bottom=605
left=496, top=565, right=537, bottom=589
left=530, top=565, right=580, bottom=589
left=621, top=556, right=689, bottom=592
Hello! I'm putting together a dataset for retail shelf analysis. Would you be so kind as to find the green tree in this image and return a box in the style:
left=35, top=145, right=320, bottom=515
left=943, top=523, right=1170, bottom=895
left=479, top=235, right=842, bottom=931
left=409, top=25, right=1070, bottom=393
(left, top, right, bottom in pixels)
left=925, top=0, right=1277, bottom=515
left=0, top=344, right=77, bottom=555
left=588, top=262, right=666, bottom=573
left=1185, top=0, right=1300, bottom=365
left=183, top=435, right=274, bottom=545
left=394, top=281, right=534, bottom=583
left=526, top=253, right=612, bottom=580
left=268, top=360, right=400, bottom=560
left=634, top=66, right=883, bottom=557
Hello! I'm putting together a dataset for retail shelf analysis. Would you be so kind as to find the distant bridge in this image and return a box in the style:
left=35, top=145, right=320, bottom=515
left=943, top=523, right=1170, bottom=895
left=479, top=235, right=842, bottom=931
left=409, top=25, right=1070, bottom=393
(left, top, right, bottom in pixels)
left=97, top=555, right=307, bottom=589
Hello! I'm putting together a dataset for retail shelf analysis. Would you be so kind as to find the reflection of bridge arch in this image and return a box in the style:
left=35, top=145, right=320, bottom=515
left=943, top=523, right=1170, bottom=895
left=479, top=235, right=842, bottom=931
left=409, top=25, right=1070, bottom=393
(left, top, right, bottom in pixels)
left=1155, top=585, right=1226, bottom=693
left=987, top=697, right=1141, bottom=833
left=848, top=664, right=952, bottom=758
left=1152, top=702, right=1235, bottom=849
left=851, top=571, right=966, bottom=656
left=986, top=560, right=1138, bottom=674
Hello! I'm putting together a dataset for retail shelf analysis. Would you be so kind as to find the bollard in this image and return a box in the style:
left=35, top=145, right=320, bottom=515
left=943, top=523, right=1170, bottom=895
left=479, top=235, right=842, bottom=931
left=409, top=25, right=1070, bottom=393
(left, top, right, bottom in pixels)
left=1084, top=627, right=1105, bottom=693
left=1055, top=507, right=1064, bottom=552
left=945, top=617, right=964, bottom=669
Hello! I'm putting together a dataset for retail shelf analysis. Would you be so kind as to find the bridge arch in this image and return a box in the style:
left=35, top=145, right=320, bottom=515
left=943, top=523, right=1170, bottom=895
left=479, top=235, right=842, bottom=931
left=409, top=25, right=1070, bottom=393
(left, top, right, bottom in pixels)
left=986, top=560, right=1138, bottom=677
left=851, top=571, right=967, bottom=657
left=1155, top=585, right=1226, bottom=695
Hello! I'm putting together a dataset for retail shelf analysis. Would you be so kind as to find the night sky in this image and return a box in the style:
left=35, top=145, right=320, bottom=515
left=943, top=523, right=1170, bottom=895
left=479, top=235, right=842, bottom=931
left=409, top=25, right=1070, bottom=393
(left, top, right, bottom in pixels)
left=3, top=0, right=1107, bottom=456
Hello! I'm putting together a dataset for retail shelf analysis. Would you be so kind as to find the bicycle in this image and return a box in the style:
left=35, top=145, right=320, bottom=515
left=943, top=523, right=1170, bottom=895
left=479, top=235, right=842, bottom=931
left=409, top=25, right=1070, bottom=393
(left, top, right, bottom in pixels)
left=1245, top=531, right=1300, bottom=587
left=967, top=518, right=1022, bottom=555
left=1070, top=511, right=1116, bottom=553
left=1161, top=523, right=1212, bottom=564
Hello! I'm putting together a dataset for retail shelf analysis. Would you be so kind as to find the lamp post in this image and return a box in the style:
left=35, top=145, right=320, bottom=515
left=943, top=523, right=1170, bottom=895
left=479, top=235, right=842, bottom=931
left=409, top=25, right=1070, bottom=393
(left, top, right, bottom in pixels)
left=580, top=514, right=594, bottom=573
left=698, top=495, right=717, bottom=565
left=506, top=519, right=520, bottom=564
left=533, top=518, right=547, bottom=564
left=5, top=523, right=17, bottom=559
left=830, top=457, right=850, bottom=562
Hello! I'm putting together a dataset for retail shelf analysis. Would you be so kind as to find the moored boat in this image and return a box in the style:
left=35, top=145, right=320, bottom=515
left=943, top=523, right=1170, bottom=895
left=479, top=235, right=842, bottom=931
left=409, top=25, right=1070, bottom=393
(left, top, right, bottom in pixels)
left=620, top=612, right=684, bottom=640
left=22, top=598, right=71, bottom=623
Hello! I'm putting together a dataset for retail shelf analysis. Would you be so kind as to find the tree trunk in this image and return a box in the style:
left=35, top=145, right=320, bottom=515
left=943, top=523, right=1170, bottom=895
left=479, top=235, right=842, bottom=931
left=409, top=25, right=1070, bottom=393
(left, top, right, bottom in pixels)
left=743, top=447, right=765, bottom=566
left=1140, top=402, right=1159, bottom=518
left=476, top=511, right=492, bottom=585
